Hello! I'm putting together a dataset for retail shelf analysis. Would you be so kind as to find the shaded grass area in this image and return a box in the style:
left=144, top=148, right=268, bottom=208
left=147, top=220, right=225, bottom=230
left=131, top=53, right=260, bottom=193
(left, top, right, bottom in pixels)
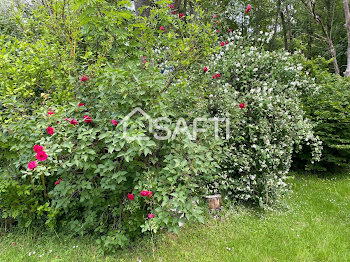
left=1, top=173, right=350, bottom=261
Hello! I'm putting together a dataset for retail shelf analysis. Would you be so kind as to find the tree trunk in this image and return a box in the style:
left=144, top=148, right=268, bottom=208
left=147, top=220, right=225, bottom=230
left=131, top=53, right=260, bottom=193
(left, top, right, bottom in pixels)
left=327, top=38, right=340, bottom=75
left=286, top=4, right=294, bottom=54
left=134, top=0, right=150, bottom=17
left=270, top=0, right=281, bottom=49
left=305, top=0, right=340, bottom=74
left=343, top=0, right=350, bottom=76
left=280, top=10, right=289, bottom=51
left=307, top=17, right=313, bottom=59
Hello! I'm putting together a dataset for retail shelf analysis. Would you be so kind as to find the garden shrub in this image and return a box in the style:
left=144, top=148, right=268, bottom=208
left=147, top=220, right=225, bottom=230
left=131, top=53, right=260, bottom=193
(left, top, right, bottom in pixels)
left=198, top=32, right=322, bottom=206
left=0, top=0, right=323, bottom=252
left=0, top=0, right=221, bottom=251
left=293, top=57, right=350, bottom=172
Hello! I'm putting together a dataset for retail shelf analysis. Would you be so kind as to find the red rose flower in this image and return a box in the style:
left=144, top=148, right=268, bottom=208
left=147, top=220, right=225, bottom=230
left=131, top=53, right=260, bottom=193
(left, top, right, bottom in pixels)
left=84, top=116, right=92, bottom=123
left=226, top=41, right=229, bottom=44
left=212, top=75, right=216, bottom=79
left=28, top=161, right=37, bottom=170
left=142, top=60, right=147, bottom=64
left=55, top=178, right=62, bottom=186
left=160, top=26, right=164, bottom=31
left=179, top=13, right=184, bottom=18
left=216, top=74, right=221, bottom=78
left=36, top=151, right=48, bottom=162
left=239, top=103, right=246, bottom=109
left=70, top=119, right=78, bottom=126
left=213, top=14, right=217, bottom=19
left=33, top=145, right=43, bottom=153
left=170, top=4, right=174, bottom=8
left=140, top=190, right=148, bottom=197
left=47, top=126, right=54, bottom=135
left=127, top=194, right=134, bottom=200
left=80, top=75, right=89, bottom=82
left=78, top=103, right=85, bottom=107
left=148, top=213, right=154, bottom=219
left=245, top=4, right=252, bottom=14
left=221, top=42, right=225, bottom=46
left=146, top=191, right=153, bottom=197
left=111, top=120, right=118, bottom=126
left=48, top=110, right=54, bottom=115
left=203, top=66, right=208, bottom=72
left=172, top=11, right=176, bottom=14
left=216, top=29, right=219, bottom=33
left=229, top=29, right=232, bottom=32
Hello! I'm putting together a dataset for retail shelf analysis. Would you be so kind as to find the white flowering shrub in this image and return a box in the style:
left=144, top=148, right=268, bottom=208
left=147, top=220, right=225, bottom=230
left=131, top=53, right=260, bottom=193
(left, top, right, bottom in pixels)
left=201, top=31, right=322, bottom=206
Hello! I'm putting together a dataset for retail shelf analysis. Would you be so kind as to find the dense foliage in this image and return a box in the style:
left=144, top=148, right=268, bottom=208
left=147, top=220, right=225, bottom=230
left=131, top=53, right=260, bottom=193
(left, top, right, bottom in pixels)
left=1, top=0, right=346, bottom=253
left=293, top=58, right=350, bottom=171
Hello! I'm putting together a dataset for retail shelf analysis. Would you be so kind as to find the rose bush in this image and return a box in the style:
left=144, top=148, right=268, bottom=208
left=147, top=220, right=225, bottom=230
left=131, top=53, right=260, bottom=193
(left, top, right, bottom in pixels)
left=0, top=0, right=220, bottom=252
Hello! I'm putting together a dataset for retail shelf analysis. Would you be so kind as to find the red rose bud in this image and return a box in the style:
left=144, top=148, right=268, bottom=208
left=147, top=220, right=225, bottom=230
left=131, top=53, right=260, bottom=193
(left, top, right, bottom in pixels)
left=239, top=103, right=246, bottom=109
left=127, top=194, right=134, bottom=200
left=80, top=75, right=89, bottom=82
left=48, top=110, right=54, bottom=115
left=84, top=116, right=92, bottom=123
left=221, top=42, right=225, bottom=46
left=55, top=178, right=63, bottom=186
left=28, top=161, right=37, bottom=170
left=245, top=4, right=252, bottom=14
left=179, top=13, right=184, bottom=18
left=70, top=119, right=78, bottom=126
left=111, top=120, right=118, bottom=126
left=36, top=151, right=48, bottom=161
left=33, top=145, right=43, bottom=153
left=78, top=103, right=85, bottom=107
left=47, top=126, right=54, bottom=135
left=160, top=26, right=164, bottom=31
left=203, top=66, right=208, bottom=72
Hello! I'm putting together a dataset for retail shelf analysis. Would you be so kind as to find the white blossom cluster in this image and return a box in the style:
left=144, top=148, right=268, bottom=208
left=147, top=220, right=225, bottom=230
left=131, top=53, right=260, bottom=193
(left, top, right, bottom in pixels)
left=204, top=37, right=322, bottom=206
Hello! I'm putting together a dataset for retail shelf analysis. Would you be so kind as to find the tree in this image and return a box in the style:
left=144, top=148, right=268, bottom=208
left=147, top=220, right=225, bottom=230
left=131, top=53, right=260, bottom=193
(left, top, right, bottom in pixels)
left=343, top=0, right=350, bottom=76
left=270, top=0, right=282, bottom=49
left=302, top=0, right=340, bottom=75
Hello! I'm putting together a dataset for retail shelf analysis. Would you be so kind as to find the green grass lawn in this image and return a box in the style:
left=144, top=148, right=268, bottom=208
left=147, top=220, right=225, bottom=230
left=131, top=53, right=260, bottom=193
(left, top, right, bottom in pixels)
left=1, top=173, right=350, bottom=262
